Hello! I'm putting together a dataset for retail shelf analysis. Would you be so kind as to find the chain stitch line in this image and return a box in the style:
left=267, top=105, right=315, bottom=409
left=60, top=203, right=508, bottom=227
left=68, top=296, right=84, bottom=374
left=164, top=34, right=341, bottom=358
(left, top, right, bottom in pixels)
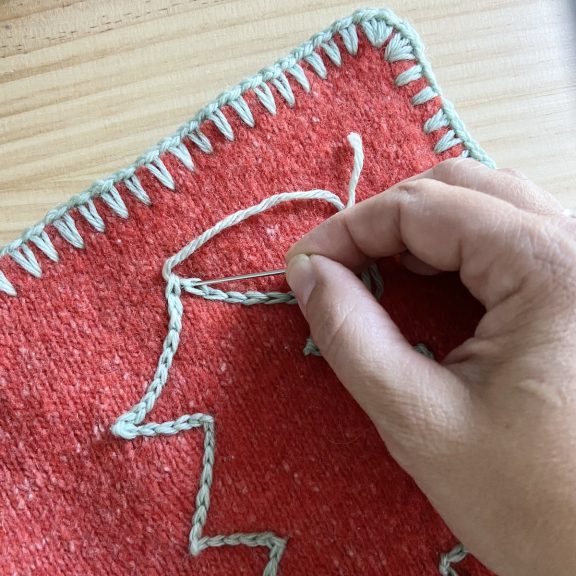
left=112, top=133, right=465, bottom=575
left=111, top=134, right=371, bottom=573
left=0, top=7, right=493, bottom=297
left=1, top=8, right=483, bottom=573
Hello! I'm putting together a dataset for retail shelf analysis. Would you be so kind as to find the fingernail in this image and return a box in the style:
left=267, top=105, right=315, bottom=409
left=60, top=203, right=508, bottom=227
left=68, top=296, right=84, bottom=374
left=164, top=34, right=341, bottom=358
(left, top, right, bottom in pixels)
left=286, top=254, right=316, bottom=310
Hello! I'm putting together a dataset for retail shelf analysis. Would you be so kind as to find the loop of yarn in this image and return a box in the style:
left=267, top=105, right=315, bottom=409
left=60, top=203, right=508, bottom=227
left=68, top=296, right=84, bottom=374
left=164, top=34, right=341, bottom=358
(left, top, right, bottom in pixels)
left=112, top=133, right=386, bottom=574
left=173, top=132, right=383, bottom=354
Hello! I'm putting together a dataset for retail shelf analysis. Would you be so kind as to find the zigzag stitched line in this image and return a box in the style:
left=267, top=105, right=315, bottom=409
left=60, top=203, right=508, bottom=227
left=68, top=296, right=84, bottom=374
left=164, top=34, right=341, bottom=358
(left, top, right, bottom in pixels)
left=0, top=8, right=494, bottom=297
left=2, top=8, right=478, bottom=572
left=111, top=133, right=468, bottom=574
left=111, top=134, right=372, bottom=574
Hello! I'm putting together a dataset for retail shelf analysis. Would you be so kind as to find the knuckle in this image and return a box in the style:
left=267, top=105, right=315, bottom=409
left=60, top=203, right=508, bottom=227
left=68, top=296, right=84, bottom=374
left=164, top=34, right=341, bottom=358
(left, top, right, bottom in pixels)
left=395, top=178, right=438, bottom=200
left=431, top=157, right=480, bottom=182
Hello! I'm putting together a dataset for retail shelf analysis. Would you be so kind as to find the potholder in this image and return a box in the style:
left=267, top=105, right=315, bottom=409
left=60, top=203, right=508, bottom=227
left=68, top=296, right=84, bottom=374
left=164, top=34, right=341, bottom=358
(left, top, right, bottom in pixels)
left=0, top=8, right=495, bottom=576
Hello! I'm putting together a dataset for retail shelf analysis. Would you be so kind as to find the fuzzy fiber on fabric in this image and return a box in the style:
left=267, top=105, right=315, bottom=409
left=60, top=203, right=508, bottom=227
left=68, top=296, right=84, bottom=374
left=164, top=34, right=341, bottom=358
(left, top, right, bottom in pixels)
left=0, top=17, right=493, bottom=576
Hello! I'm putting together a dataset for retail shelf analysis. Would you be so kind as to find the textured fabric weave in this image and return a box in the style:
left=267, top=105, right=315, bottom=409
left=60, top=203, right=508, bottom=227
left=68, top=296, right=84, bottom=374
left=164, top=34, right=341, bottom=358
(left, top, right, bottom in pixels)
left=1, top=14, right=493, bottom=576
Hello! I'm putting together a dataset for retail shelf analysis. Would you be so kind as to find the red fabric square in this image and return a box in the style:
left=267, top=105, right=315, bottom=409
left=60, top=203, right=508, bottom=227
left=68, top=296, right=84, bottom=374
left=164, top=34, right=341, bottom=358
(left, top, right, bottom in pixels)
left=0, top=9, right=493, bottom=576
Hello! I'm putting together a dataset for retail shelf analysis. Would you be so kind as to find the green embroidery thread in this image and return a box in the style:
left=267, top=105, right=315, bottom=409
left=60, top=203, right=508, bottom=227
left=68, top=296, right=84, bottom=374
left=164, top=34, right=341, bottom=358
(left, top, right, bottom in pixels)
left=112, top=133, right=382, bottom=574
left=112, top=131, right=465, bottom=574
left=0, top=7, right=493, bottom=297
left=2, top=8, right=484, bottom=573
left=439, top=543, right=468, bottom=576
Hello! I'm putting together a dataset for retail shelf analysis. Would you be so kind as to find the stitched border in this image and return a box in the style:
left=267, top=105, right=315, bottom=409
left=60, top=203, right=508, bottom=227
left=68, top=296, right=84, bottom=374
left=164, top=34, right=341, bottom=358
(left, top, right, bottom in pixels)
left=111, top=178, right=355, bottom=575
left=0, top=7, right=493, bottom=297
left=110, top=135, right=440, bottom=575
left=2, top=8, right=488, bottom=574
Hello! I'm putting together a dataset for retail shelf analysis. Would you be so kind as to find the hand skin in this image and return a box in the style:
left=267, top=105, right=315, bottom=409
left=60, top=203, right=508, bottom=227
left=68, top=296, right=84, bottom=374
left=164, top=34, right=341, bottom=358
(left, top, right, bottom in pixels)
left=285, top=158, right=576, bottom=576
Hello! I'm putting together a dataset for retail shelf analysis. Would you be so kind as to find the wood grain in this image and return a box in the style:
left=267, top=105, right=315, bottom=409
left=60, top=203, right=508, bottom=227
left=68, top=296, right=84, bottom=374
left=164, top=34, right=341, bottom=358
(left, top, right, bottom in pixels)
left=1, top=0, right=575, bottom=245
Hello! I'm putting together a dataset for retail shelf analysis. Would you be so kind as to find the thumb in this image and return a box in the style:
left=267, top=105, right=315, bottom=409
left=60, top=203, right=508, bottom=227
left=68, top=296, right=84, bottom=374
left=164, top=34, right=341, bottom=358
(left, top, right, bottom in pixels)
left=286, top=253, right=469, bottom=460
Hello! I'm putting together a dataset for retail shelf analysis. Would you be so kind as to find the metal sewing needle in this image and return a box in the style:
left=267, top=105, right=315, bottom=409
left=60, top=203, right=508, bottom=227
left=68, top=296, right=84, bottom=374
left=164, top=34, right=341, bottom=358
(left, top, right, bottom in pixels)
left=193, top=268, right=287, bottom=287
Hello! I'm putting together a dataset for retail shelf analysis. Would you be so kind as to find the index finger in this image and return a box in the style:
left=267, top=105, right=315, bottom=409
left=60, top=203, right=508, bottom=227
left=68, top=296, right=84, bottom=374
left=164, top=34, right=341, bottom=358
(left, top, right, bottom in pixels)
left=286, top=178, right=550, bottom=310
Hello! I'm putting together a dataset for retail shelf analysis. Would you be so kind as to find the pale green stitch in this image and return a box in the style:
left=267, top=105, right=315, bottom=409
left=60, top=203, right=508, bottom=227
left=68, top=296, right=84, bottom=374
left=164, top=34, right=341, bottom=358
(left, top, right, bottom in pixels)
left=168, top=142, right=194, bottom=171
left=209, top=108, right=234, bottom=141
left=78, top=200, right=106, bottom=233
left=384, top=33, right=415, bottom=62
left=10, top=245, right=41, bottom=278
left=147, top=158, right=175, bottom=190
left=253, top=82, right=277, bottom=115
left=395, top=64, right=423, bottom=86
left=286, top=63, right=311, bottom=92
left=271, top=74, right=295, bottom=107
left=0, top=7, right=494, bottom=294
left=124, top=175, right=151, bottom=205
left=434, top=130, right=462, bottom=154
left=361, top=18, right=392, bottom=48
left=112, top=134, right=386, bottom=575
left=113, top=196, right=318, bottom=570
left=101, top=185, right=129, bottom=218
left=414, top=342, right=435, bottom=359
left=188, top=127, right=213, bottom=154
left=30, top=231, right=59, bottom=262
left=439, top=543, right=468, bottom=576
left=229, top=96, right=255, bottom=128
left=303, top=336, right=322, bottom=357
left=0, top=271, right=16, bottom=297
left=340, top=23, right=359, bottom=55
left=385, top=13, right=494, bottom=165
left=424, top=109, right=450, bottom=134
left=303, top=52, right=327, bottom=78
left=180, top=282, right=295, bottom=305
left=412, top=86, right=438, bottom=106
left=52, top=213, right=83, bottom=249
left=321, top=39, right=342, bottom=66
left=362, top=266, right=385, bottom=300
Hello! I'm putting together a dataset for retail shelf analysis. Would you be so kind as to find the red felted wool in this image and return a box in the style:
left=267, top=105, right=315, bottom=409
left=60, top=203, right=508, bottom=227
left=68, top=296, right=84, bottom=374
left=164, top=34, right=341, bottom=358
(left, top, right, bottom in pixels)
left=0, top=9, right=496, bottom=576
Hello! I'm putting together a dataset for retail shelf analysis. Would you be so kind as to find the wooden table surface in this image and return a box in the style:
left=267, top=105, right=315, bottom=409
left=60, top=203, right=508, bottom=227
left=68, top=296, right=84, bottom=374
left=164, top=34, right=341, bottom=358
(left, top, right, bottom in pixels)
left=1, top=0, right=575, bottom=246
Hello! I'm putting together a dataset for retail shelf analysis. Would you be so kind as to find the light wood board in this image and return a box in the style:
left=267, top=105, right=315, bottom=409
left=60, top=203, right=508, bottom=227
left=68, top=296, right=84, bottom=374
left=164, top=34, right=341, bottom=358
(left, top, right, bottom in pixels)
left=1, top=0, right=575, bottom=246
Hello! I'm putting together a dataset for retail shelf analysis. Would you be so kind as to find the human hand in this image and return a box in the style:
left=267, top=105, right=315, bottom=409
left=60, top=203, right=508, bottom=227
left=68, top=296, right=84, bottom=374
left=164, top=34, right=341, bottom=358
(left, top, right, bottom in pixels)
left=285, top=158, right=576, bottom=576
